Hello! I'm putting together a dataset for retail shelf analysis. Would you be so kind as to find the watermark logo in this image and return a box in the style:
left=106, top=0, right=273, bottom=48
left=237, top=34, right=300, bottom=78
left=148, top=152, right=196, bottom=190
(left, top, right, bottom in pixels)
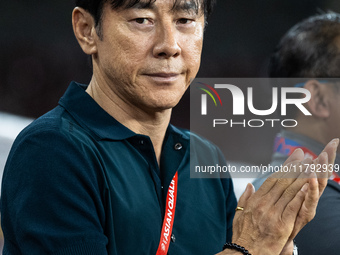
left=198, top=82, right=223, bottom=115
left=199, top=83, right=311, bottom=116
left=192, top=79, right=313, bottom=128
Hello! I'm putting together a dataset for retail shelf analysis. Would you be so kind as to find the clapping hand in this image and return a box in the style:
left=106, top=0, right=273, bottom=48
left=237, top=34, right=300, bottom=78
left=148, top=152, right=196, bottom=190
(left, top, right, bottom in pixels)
left=219, top=138, right=338, bottom=255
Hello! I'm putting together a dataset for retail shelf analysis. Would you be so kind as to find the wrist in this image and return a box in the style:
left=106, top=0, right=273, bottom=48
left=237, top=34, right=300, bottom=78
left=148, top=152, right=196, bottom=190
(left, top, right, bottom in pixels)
left=217, top=248, right=243, bottom=255
left=280, top=240, right=294, bottom=255
left=233, top=236, right=286, bottom=255
left=223, top=242, right=251, bottom=255
left=230, top=238, right=260, bottom=255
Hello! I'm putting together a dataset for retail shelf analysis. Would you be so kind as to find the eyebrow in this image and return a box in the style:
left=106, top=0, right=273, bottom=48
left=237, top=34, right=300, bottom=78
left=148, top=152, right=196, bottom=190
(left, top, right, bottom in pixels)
left=171, top=0, right=200, bottom=15
left=125, top=0, right=202, bottom=15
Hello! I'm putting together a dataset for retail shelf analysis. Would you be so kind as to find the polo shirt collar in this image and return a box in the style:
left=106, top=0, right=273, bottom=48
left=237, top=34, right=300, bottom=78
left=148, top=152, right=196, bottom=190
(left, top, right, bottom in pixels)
left=59, top=81, right=135, bottom=140
left=167, top=124, right=190, bottom=141
left=58, top=81, right=189, bottom=141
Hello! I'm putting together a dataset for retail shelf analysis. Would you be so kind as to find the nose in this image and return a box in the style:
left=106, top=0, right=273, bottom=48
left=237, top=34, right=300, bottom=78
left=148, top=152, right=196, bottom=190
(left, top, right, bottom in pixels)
left=153, top=24, right=181, bottom=58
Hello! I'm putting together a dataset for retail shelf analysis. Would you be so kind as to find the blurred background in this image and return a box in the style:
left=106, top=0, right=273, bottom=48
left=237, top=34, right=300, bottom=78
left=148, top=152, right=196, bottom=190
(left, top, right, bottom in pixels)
left=2, top=0, right=340, bottom=252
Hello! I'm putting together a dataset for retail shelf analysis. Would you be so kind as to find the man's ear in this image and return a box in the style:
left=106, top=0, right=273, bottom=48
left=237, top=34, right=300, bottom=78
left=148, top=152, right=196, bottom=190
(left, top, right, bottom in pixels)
left=72, top=7, right=98, bottom=55
left=304, top=80, right=330, bottom=118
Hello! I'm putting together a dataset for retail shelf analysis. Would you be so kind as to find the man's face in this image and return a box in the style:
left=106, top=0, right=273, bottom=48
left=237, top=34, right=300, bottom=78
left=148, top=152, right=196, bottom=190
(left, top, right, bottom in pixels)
left=93, top=0, right=205, bottom=112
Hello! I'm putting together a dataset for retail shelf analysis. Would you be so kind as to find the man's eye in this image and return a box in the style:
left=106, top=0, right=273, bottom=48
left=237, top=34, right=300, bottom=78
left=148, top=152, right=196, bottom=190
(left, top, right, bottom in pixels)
left=135, top=18, right=150, bottom=25
left=177, top=18, right=192, bottom=25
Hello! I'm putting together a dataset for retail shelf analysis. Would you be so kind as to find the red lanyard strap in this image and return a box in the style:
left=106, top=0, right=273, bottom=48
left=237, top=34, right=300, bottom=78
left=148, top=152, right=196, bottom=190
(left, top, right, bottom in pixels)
left=156, top=172, right=178, bottom=255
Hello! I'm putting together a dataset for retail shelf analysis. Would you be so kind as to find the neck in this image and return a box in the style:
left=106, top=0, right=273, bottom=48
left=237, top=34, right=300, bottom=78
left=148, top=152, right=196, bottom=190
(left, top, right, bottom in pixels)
left=86, top=76, right=171, bottom=165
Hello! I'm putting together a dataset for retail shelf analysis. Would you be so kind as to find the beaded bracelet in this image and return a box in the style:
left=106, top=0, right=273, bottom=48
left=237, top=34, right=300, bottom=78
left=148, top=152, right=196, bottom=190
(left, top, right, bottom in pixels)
left=223, top=242, right=251, bottom=255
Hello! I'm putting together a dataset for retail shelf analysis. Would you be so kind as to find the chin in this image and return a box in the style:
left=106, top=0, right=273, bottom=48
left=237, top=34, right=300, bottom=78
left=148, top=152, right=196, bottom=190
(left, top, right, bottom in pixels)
left=149, top=93, right=183, bottom=107
left=146, top=100, right=181, bottom=112
left=154, top=103, right=178, bottom=112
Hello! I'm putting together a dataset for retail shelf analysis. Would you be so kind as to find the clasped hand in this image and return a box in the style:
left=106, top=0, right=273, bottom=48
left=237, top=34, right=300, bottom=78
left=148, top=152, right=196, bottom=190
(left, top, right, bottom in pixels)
left=219, top=138, right=339, bottom=255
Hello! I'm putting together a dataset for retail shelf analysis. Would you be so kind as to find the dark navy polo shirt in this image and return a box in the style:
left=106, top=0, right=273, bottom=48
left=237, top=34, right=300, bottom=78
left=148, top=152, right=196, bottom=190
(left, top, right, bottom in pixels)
left=1, top=81, right=237, bottom=255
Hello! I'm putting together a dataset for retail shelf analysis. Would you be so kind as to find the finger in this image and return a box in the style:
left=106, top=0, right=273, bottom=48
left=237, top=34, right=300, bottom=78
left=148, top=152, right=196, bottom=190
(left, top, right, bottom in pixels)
left=273, top=163, right=312, bottom=211
left=233, top=183, right=255, bottom=222
left=281, top=174, right=313, bottom=224
left=288, top=172, right=319, bottom=239
left=260, top=157, right=312, bottom=207
left=314, top=151, right=328, bottom=196
left=321, top=138, right=339, bottom=166
left=303, top=173, right=319, bottom=213
left=319, top=138, right=338, bottom=179
left=284, top=147, right=305, bottom=164
left=237, top=183, right=254, bottom=208
left=256, top=149, right=305, bottom=196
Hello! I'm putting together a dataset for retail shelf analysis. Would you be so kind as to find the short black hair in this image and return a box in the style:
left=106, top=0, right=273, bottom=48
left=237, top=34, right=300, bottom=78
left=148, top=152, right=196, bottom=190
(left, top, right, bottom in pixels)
left=269, top=12, right=340, bottom=78
left=75, top=0, right=215, bottom=30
